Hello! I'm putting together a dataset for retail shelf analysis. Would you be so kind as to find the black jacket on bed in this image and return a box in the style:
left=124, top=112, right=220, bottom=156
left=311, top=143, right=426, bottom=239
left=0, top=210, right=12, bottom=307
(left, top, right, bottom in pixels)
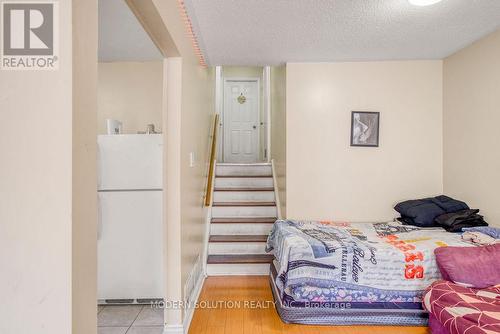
left=434, top=209, right=488, bottom=232
left=395, top=195, right=469, bottom=227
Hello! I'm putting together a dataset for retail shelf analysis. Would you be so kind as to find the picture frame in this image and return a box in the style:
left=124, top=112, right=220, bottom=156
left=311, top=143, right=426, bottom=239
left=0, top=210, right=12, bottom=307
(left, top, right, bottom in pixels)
left=350, top=111, right=380, bottom=147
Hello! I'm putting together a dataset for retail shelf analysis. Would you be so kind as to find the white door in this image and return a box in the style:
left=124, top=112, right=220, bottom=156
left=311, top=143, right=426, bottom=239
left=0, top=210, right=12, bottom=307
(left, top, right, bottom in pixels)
left=223, top=80, right=259, bottom=163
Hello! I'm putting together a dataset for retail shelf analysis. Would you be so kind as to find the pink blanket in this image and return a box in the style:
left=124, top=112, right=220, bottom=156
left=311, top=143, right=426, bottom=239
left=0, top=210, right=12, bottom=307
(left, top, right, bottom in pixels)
left=423, top=280, right=500, bottom=334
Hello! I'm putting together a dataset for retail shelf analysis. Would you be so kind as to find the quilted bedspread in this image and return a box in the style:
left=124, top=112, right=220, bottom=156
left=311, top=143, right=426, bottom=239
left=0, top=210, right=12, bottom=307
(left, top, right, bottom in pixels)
left=423, top=280, right=500, bottom=334
left=266, top=220, right=473, bottom=306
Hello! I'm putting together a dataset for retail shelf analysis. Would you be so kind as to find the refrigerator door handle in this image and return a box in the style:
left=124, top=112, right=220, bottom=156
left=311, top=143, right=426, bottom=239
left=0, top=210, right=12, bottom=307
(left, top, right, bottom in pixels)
left=97, top=194, right=103, bottom=241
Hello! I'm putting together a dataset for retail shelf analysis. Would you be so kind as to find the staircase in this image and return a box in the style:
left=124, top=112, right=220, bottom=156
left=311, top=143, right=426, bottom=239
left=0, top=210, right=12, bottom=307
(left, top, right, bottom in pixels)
left=207, top=163, right=276, bottom=275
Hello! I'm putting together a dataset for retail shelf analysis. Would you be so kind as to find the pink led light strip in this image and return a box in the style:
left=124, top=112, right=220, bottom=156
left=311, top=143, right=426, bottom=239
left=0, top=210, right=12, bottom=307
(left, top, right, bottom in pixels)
left=177, top=0, right=207, bottom=67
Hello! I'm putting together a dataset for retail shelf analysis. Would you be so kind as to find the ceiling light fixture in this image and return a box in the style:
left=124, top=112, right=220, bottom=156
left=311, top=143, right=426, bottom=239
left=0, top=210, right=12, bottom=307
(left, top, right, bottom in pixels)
left=409, top=0, right=443, bottom=6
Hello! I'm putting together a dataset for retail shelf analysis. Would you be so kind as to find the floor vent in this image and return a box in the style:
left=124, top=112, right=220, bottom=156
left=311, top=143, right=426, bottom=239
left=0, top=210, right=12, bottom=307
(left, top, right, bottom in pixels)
left=104, top=299, right=134, bottom=304
left=99, top=298, right=164, bottom=305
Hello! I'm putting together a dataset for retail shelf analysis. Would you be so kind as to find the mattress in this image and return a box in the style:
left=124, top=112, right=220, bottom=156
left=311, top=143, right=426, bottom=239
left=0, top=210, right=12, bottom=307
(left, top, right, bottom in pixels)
left=270, top=261, right=428, bottom=326
left=266, top=220, right=473, bottom=325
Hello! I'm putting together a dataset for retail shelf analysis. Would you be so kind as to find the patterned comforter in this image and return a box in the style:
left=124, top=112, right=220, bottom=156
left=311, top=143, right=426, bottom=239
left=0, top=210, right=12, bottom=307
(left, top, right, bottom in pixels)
left=266, top=220, right=472, bottom=310
left=423, top=280, right=500, bottom=334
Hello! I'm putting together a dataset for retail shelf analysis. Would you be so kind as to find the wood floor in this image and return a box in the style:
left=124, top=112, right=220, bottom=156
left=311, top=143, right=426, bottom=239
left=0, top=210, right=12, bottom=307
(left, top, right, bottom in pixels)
left=188, top=276, right=430, bottom=334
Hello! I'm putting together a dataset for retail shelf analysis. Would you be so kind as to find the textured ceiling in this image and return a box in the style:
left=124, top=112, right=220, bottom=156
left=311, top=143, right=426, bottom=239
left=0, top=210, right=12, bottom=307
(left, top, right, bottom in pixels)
left=99, top=0, right=162, bottom=62
left=184, top=0, right=500, bottom=65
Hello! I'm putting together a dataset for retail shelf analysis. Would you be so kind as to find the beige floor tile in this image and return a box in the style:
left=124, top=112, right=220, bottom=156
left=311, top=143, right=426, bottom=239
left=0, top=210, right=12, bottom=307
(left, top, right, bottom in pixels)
left=127, top=327, right=164, bottom=334
left=132, top=306, right=164, bottom=327
left=97, top=327, right=128, bottom=334
left=98, top=305, right=143, bottom=327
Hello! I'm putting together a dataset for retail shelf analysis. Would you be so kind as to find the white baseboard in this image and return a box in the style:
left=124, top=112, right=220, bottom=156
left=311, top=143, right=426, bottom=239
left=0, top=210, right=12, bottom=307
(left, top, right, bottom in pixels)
left=183, top=268, right=206, bottom=334
left=163, top=259, right=206, bottom=334
left=163, top=324, right=183, bottom=334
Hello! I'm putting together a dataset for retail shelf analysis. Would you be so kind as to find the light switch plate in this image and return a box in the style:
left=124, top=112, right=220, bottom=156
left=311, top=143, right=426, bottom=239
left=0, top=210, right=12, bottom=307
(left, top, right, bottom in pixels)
left=189, top=152, right=195, bottom=167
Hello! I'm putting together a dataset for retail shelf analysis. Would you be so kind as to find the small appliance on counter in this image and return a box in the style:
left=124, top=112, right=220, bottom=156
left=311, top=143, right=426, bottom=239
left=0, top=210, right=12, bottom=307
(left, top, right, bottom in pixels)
left=106, top=119, right=123, bottom=135
left=137, top=124, right=161, bottom=134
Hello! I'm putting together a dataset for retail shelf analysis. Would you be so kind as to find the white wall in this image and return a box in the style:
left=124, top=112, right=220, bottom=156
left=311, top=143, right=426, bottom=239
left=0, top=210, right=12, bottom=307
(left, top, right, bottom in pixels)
left=98, top=61, right=163, bottom=134
left=0, top=4, right=72, bottom=334
left=163, top=56, right=183, bottom=328
left=0, top=1, right=97, bottom=333
left=151, top=0, right=214, bottom=330
left=286, top=61, right=443, bottom=221
left=179, top=63, right=214, bottom=293
left=223, top=66, right=262, bottom=79
left=73, top=1, right=98, bottom=333
left=443, top=29, right=500, bottom=227
left=271, top=66, right=287, bottom=217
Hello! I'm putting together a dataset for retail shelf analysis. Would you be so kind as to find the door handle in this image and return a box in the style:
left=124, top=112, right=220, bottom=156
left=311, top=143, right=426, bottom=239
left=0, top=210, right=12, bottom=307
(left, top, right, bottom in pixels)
left=97, top=194, right=102, bottom=241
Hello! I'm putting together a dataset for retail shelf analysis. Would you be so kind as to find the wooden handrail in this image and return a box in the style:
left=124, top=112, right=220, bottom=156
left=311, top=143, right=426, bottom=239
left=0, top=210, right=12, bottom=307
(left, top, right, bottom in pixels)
left=204, top=114, right=219, bottom=206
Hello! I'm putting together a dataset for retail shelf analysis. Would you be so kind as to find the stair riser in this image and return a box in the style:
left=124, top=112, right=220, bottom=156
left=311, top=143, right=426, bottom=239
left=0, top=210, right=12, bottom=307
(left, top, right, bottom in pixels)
left=216, top=165, right=272, bottom=176
left=207, top=263, right=270, bottom=276
left=215, top=177, right=273, bottom=189
left=210, top=223, right=273, bottom=235
left=208, top=242, right=267, bottom=255
left=213, top=191, right=275, bottom=202
left=211, top=206, right=277, bottom=218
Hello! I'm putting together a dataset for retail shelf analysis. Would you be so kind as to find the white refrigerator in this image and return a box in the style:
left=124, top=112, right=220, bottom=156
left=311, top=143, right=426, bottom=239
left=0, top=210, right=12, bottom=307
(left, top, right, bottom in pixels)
left=97, top=134, right=163, bottom=301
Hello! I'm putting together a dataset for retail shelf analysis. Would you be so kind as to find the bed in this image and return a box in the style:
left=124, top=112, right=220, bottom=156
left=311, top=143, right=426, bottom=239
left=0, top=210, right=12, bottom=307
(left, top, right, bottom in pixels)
left=266, top=220, right=473, bottom=326
left=423, top=280, right=500, bottom=334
